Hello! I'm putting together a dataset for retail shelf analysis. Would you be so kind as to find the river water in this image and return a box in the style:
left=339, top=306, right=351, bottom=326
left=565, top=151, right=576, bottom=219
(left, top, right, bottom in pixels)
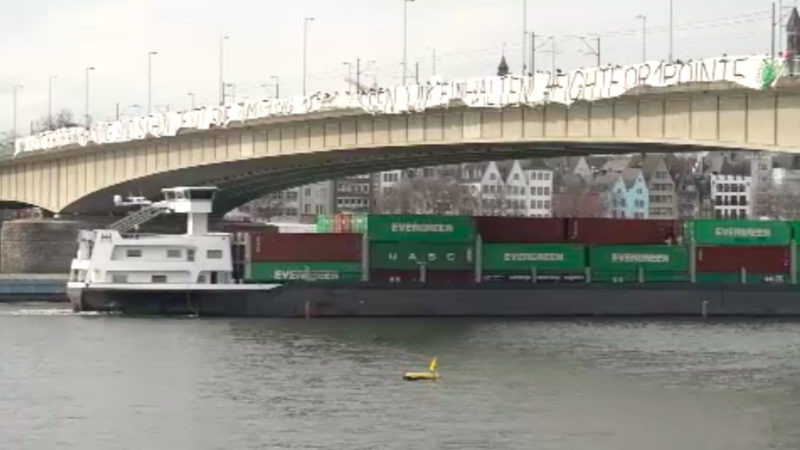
left=1, top=303, right=800, bottom=449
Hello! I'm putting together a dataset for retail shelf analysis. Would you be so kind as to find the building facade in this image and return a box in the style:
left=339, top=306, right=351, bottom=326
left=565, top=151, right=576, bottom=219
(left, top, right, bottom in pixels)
left=710, top=174, right=752, bottom=219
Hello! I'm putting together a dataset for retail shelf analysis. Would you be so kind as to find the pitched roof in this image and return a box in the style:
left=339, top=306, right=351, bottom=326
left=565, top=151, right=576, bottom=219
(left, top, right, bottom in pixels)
left=589, top=173, right=620, bottom=193
left=621, top=168, right=644, bottom=189
left=600, top=157, right=632, bottom=174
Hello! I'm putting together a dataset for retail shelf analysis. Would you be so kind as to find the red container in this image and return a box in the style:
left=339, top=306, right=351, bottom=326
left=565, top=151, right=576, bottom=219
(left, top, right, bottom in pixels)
left=473, top=216, right=567, bottom=243
left=567, top=219, right=678, bottom=244
left=332, top=215, right=343, bottom=233
left=370, top=270, right=474, bottom=284
left=696, top=246, right=790, bottom=273
left=340, top=214, right=352, bottom=233
left=251, top=233, right=362, bottom=262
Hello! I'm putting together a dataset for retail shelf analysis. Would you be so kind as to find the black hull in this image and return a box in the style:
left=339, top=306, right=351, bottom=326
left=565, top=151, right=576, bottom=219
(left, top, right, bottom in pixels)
left=70, top=282, right=800, bottom=317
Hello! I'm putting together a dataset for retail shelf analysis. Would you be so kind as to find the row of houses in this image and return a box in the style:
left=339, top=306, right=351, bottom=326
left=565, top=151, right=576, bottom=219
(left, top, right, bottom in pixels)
left=233, top=151, right=800, bottom=222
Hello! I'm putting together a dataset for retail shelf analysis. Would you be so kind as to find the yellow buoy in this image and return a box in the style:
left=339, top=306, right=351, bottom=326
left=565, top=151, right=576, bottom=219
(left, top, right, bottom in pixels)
left=403, top=357, right=439, bottom=381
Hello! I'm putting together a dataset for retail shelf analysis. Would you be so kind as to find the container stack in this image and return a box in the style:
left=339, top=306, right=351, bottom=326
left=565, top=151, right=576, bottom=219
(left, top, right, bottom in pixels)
left=367, top=215, right=475, bottom=283
left=688, top=220, right=792, bottom=283
left=246, top=233, right=363, bottom=282
left=567, top=218, right=684, bottom=283
left=475, top=217, right=585, bottom=282
left=315, top=213, right=368, bottom=233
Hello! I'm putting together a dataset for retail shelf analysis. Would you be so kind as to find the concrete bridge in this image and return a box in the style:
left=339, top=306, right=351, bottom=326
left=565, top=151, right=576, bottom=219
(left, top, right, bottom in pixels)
left=5, top=57, right=800, bottom=215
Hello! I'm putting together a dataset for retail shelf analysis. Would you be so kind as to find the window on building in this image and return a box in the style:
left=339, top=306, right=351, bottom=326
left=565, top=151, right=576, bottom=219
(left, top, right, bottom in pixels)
left=126, top=249, right=142, bottom=258
left=304, top=187, right=311, bottom=196
left=544, top=200, right=550, bottom=209
left=535, top=186, right=542, bottom=195
left=530, top=200, right=536, bottom=208
left=167, top=249, right=181, bottom=258
left=152, top=275, right=167, bottom=283
left=207, top=250, right=223, bottom=259
left=544, top=172, right=551, bottom=180
left=286, top=191, right=298, bottom=201
left=490, top=173, right=497, bottom=181
left=111, top=274, right=128, bottom=283
left=187, top=250, right=195, bottom=262
left=544, top=187, right=550, bottom=195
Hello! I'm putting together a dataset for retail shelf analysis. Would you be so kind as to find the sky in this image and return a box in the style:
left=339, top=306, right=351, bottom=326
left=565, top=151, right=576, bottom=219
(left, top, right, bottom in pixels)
left=0, top=0, right=796, bottom=137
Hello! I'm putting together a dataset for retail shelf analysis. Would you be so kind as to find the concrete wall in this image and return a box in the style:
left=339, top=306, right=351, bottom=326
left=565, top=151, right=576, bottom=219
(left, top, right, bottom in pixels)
left=0, top=220, right=84, bottom=274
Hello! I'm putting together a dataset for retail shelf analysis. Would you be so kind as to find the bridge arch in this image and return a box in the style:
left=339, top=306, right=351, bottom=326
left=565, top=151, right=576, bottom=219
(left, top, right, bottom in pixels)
left=4, top=82, right=800, bottom=214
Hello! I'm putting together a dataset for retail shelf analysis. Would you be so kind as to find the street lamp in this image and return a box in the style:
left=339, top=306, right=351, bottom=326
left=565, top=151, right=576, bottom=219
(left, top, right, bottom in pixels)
left=343, top=61, right=353, bottom=93
left=668, top=0, right=673, bottom=62
left=147, top=51, right=158, bottom=115
left=48, top=75, right=57, bottom=130
left=522, top=0, right=527, bottom=74
left=85, top=66, right=95, bottom=128
left=270, top=75, right=279, bottom=99
left=427, top=46, right=436, bottom=76
left=219, top=35, right=229, bottom=105
left=303, top=17, right=315, bottom=96
left=12, top=84, right=22, bottom=139
left=403, top=0, right=415, bottom=85
left=187, top=92, right=195, bottom=109
left=636, top=14, right=647, bottom=61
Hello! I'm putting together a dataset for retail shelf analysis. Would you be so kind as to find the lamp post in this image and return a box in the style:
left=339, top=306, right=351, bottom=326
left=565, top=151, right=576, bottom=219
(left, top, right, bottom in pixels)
left=147, top=51, right=158, bottom=115
left=522, top=0, right=527, bottom=74
left=48, top=76, right=57, bottom=130
left=271, top=75, right=279, bottom=99
left=85, top=66, right=95, bottom=128
left=187, top=92, right=195, bottom=109
left=343, top=61, right=353, bottom=93
left=403, top=0, right=415, bottom=84
left=219, top=35, right=229, bottom=105
left=303, top=17, right=315, bottom=96
left=636, top=14, right=647, bottom=61
left=12, top=84, right=22, bottom=139
left=668, top=0, right=673, bottom=62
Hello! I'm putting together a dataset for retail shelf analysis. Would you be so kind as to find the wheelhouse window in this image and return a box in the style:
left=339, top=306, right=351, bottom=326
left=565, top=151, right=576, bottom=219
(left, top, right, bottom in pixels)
left=152, top=275, right=167, bottom=283
left=126, top=249, right=142, bottom=258
left=207, top=250, right=223, bottom=259
left=167, top=249, right=182, bottom=258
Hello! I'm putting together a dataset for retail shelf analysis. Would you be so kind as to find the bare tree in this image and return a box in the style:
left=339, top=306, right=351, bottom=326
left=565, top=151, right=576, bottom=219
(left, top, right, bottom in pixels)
left=32, top=109, right=79, bottom=133
left=238, top=193, right=287, bottom=221
left=756, top=180, right=800, bottom=219
left=375, top=176, right=478, bottom=215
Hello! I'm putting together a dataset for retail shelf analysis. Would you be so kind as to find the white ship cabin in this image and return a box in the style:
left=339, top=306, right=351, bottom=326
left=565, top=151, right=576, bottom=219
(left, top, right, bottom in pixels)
left=69, top=187, right=235, bottom=286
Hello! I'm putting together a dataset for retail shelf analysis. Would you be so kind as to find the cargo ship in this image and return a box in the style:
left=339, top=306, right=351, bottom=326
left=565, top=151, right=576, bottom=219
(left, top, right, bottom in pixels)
left=67, top=187, right=800, bottom=317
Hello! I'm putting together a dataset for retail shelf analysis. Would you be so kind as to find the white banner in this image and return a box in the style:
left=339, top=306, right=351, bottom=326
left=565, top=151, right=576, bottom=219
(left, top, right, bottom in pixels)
left=15, top=55, right=781, bottom=155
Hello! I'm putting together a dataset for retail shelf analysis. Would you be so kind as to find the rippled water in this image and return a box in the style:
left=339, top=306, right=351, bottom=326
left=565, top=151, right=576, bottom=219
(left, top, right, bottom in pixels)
left=2, top=302, right=800, bottom=449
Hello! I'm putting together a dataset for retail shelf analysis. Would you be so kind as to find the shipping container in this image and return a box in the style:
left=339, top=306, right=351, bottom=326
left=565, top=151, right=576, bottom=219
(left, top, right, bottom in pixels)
left=588, top=245, right=688, bottom=273
left=567, top=219, right=679, bottom=245
left=696, top=246, right=790, bottom=273
left=251, top=233, right=362, bottom=262
left=482, top=273, right=587, bottom=283
left=370, top=270, right=474, bottom=284
left=351, top=214, right=368, bottom=233
left=695, top=273, right=789, bottom=284
left=315, top=215, right=332, bottom=233
left=370, top=242, right=473, bottom=270
left=591, top=272, right=690, bottom=283
left=482, top=243, right=585, bottom=272
left=368, top=215, right=474, bottom=242
left=473, top=216, right=567, bottom=243
left=249, top=262, right=362, bottom=282
left=687, top=220, right=790, bottom=246
left=220, top=222, right=278, bottom=234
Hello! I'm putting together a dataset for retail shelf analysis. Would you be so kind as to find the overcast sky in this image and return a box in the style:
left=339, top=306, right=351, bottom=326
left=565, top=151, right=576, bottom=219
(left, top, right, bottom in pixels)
left=0, top=0, right=795, bottom=136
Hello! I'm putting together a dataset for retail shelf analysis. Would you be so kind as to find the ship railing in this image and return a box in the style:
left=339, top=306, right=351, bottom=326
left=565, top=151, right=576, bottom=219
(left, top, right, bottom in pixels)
left=107, top=202, right=170, bottom=232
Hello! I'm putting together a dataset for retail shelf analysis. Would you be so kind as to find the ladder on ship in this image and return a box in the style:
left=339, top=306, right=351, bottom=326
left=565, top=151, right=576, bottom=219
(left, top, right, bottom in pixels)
left=107, top=203, right=170, bottom=232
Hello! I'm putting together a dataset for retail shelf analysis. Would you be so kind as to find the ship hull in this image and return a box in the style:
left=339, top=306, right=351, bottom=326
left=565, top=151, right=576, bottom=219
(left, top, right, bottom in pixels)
left=68, top=282, right=800, bottom=317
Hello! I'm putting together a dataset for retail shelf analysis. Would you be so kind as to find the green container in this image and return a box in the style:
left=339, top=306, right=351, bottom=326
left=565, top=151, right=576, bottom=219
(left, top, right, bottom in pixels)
left=367, top=215, right=475, bottom=242
left=249, top=262, right=361, bottom=282
left=687, top=220, right=790, bottom=246
left=695, top=272, right=789, bottom=284
left=370, top=242, right=473, bottom=270
left=315, top=215, right=332, bottom=233
left=482, top=244, right=585, bottom=272
left=589, top=245, right=688, bottom=272
left=592, top=272, right=690, bottom=283
left=351, top=214, right=368, bottom=233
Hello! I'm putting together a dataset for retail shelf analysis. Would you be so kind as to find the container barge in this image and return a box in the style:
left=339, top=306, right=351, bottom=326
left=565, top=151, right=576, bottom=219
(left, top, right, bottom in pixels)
left=67, top=187, right=800, bottom=317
